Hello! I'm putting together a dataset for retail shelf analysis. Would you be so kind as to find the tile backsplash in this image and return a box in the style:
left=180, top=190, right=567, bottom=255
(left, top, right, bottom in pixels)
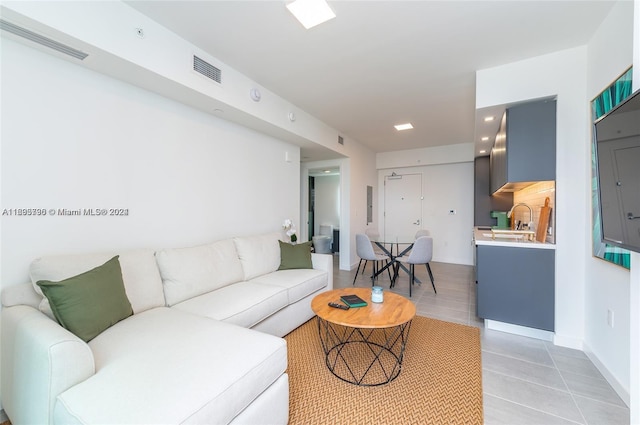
left=512, top=181, right=556, bottom=243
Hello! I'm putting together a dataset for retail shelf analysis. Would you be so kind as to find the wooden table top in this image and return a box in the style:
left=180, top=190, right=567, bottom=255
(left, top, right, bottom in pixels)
left=311, top=287, right=416, bottom=328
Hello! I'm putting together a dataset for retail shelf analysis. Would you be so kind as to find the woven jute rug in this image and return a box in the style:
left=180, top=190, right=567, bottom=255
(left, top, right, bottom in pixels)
left=285, top=315, right=483, bottom=424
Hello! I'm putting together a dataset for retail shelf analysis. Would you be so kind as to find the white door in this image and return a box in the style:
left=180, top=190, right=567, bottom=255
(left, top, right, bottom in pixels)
left=383, top=173, right=423, bottom=243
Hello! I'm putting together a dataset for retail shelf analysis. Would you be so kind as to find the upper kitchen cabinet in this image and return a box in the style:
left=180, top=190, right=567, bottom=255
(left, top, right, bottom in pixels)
left=490, top=98, right=556, bottom=194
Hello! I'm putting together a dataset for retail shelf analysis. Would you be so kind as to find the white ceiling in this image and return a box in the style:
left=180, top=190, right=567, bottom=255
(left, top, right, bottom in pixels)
left=126, top=1, right=615, bottom=159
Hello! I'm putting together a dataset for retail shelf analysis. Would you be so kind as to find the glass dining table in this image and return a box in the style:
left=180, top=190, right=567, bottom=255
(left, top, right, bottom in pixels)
left=370, top=239, right=422, bottom=286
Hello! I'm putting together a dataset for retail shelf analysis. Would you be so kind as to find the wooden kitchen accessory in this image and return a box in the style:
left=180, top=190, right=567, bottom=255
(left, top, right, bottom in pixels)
left=536, top=197, right=551, bottom=242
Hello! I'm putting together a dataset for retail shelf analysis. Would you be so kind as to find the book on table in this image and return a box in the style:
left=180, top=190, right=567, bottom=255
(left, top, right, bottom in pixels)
left=340, top=294, right=368, bottom=308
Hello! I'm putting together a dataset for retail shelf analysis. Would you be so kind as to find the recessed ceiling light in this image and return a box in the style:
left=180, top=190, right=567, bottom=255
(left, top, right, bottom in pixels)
left=481, top=136, right=489, bottom=141
left=394, top=123, right=414, bottom=131
left=324, top=170, right=331, bottom=173
left=484, top=116, right=495, bottom=122
left=479, top=150, right=487, bottom=154
left=286, top=0, right=336, bottom=29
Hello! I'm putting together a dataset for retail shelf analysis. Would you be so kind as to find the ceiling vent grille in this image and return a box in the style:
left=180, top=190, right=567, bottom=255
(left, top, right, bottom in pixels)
left=338, top=135, right=344, bottom=145
left=0, top=19, right=88, bottom=60
left=193, top=55, right=221, bottom=84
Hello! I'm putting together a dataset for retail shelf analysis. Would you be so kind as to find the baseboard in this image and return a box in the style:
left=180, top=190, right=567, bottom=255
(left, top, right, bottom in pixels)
left=485, top=320, right=554, bottom=341
left=583, top=342, right=630, bottom=408
left=553, top=334, right=584, bottom=350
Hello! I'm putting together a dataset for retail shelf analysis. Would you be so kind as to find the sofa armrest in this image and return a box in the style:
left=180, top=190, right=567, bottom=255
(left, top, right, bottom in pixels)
left=1, top=305, right=95, bottom=425
left=1, top=282, right=42, bottom=309
left=311, top=253, right=333, bottom=290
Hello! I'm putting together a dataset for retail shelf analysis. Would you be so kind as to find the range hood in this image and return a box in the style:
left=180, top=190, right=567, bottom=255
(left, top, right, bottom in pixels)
left=493, top=181, right=539, bottom=193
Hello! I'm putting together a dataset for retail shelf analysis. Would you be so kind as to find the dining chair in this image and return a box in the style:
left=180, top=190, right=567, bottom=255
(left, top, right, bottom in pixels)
left=353, top=234, right=392, bottom=285
left=393, top=236, right=436, bottom=296
left=365, top=227, right=386, bottom=257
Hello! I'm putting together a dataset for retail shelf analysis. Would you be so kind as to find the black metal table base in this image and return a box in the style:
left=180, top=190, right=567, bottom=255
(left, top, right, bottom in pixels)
left=373, top=242, right=421, bottom=285
left=315, top=316, right=413, bottom=386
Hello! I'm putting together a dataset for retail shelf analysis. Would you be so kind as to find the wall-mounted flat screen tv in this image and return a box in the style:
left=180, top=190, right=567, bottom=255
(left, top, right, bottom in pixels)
left=594, top=88, right=640, bottom=254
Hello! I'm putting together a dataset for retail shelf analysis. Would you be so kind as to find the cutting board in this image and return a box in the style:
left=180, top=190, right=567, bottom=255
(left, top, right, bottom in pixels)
left=536, top=197, right=551, bottom=242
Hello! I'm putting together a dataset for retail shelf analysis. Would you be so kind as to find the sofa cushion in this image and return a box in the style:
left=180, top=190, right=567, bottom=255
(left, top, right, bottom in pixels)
left=30, top=249, right=165, bottom=317
left=233, top=233, right=281, bottom=280
left=53, top=308, right=287, bottom=424
left=251, top=269, right=328, bottom=304
left=155, top=239, right=244, bottom=306
left=36, top=256, right=133, bottom=342
left=171, top=281, right=288, bottom=328
left=278, top=240, right=313, bottom=270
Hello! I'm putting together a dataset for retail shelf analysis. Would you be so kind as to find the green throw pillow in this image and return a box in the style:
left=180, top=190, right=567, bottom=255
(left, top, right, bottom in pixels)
left=278, top=240, right=313, bottom=270
left=37, top=255, right=133, bottom=342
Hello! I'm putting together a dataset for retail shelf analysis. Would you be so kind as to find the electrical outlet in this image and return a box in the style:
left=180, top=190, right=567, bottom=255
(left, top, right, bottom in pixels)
left=607, top=309, right=614, bottom=328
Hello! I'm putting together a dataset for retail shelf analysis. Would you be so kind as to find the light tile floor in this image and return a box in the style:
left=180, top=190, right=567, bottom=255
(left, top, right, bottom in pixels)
left=336, top=256, right=630, bottom=425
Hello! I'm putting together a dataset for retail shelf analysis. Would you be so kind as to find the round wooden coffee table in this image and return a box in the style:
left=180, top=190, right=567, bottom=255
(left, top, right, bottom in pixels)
left=311, top=287, right=416, bottom=386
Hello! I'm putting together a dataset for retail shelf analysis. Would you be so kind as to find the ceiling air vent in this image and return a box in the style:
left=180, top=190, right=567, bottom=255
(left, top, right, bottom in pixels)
left=193, top=55, right=221, bottom=84
left=338, top=135, right=344, bottom=145
left=0, top=19, right=88, bottom=60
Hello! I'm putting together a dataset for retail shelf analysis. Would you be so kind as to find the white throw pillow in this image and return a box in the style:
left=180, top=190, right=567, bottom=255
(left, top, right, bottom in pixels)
left=155, top=239, right=244, bottom=306
left=233, top=233, right=281, bottom=280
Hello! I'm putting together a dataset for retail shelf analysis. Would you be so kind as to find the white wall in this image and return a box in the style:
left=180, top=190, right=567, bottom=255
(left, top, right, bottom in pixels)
left=376, top=161, right=475, bottom=266
left=0, top=0, right=380, bottom=280
left=584, top=0, right=635, bottom=406
left=0, top=38, right=301, bottom=287
left=377, top=142, right=474, bottom=169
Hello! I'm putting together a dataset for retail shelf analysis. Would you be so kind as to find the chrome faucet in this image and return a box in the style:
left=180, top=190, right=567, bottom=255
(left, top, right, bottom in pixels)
left=507, top=203, right=533, bottom=230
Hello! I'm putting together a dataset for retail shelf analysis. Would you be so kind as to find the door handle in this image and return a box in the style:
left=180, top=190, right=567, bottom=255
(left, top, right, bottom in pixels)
left=413, top=219, right=420, bottom=225
left=627, top=212, right=640, bottom=220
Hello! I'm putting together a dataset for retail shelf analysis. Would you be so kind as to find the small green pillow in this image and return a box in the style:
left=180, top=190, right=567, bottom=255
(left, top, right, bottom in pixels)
left=278, top=240, right=313, bottom=270
left=36, top=256, right=133, bottom=342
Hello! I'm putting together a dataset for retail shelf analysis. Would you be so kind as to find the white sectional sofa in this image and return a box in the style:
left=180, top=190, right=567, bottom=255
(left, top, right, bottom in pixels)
left=1, top=232, right=333, bottom=425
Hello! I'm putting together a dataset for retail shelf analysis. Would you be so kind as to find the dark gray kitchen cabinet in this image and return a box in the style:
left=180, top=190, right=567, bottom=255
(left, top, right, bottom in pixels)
left=490, top=98, right=557, bottom=193
left=476, top=245, right=555, bottom=331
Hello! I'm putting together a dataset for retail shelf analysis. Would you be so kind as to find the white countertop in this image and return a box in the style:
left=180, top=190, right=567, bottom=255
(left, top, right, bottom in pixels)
left=473, top=227, right=556, bottom=250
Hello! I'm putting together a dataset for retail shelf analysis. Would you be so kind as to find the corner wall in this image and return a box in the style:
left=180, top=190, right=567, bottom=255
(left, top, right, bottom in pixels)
left=584, top=0, right=635, bottom=406
left=0, top=37, right=301, bottom=285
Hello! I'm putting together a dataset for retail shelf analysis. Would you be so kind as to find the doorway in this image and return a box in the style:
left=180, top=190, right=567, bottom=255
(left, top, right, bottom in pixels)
left=383, top=173, right=423, bottom=242
left=308, top=168, right=341, bottom=253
